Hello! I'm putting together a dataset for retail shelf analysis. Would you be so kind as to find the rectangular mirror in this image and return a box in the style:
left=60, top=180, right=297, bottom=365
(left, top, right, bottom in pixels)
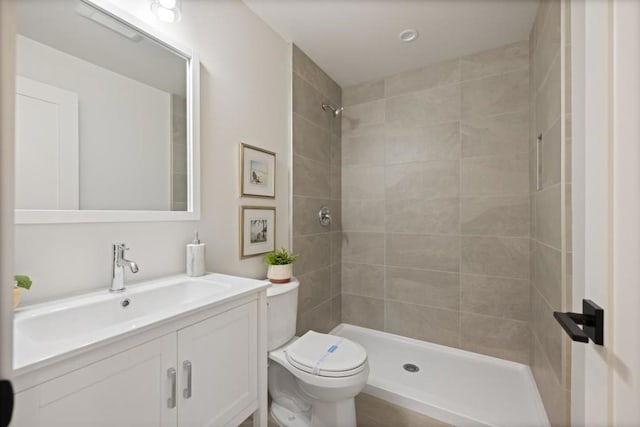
left=14, top=0, right=199, bottom=223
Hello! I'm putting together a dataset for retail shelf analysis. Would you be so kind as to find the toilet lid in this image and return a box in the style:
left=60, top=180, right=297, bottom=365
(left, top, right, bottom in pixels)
left=285, top=331, right=367, bottom=377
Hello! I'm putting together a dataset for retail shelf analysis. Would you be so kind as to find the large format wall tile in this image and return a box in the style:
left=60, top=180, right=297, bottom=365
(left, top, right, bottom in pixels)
left=386, top=84, right=461, bottom=127
left=461, top=69, right=529, bottom=119
left=297, top=266, right=332, bottom=315
left=342, top=232, right=384, bottom=265
left=532, top=240, right=562, bottom=310
left=342, top=263, right=385, bottom=298
left=385, top=163, right=424, bottom=201
left=293, top=234, right=331, bottom=276
left=531, top=286, right=563, bottom=382
left=386, top=233, right=460, bottom=272
left=461, top=153, right=528, bottom=197
left=535, top=184, right=562, bottom=249
left=342, top=125, right=385, bottom=167
left=461, top=236, right=529, bottom=279
left=385, top=58, right=460, bottom=97
left=343, top=79, right=385, bottom=107
left=386, top=198, right=459, bottom=235
left=293, top=155, right=331, bottom=198
left=293, top=45, right=341, bottom=106
left=293, top=74, right=338, bottom=134
left=385, top=301, right=460, bottom=347
left=342, top=294, right=384, bottom=330
left=385, top=266, right=460, bottom=310
left=461, top=196, right=529, bottom=237
left=461, top=274, right=530, bottom=321
left=293, top=113, right=333, bottom=164
left=342, top=100, right=385, bottom=136
left=460, top=312, right=529, bottom=363
left=535, top=56, right=561, bottom=135
left=461, top=111, right=528, bottom=158
left=385, top=121, right=460, bottom=164
left=292, top=45, right=342, bottom=335
left=540, top=119, right=562, bottom=188
left=342, top=199, right=385, bottom=232
left=533, top=0, right=561, bottom=90
left=461, top=40, right=529, bottom=81
left=342, top=165, right=385, bottom=200
left=340, top=40, right=531, bottom=367
left=423, top=160, right=461, bottom=200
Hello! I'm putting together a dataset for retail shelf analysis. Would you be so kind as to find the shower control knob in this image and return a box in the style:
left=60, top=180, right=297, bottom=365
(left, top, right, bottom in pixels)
left=318, top=206, right=332, bottom=227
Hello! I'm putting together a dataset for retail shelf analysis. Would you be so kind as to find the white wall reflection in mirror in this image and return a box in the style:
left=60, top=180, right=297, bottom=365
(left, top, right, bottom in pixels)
left=15, top=0, right=199, bottom=223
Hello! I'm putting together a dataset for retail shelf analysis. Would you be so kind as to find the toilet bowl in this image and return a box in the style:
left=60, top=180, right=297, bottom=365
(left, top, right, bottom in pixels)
left=266, top=280, right=369, bottom=427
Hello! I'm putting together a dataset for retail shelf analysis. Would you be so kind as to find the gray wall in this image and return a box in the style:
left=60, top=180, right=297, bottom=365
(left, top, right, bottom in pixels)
left=529, top=0, right=572, bottom=425
left=340, top=41, right=531, bottom=363
left=291, top=45, right=342, bottom=335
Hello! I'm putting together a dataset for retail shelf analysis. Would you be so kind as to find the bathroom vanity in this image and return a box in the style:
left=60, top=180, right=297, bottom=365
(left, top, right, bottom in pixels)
left=10, top=274, right=269, bottom=427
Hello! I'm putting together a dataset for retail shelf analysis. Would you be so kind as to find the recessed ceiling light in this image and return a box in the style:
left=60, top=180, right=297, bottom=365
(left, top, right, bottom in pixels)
left=398, top=29, right=419, bottom=43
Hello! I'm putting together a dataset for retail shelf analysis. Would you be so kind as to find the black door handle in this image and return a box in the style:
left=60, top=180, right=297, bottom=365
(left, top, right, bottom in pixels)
left=553, top=299, right=604, bottom=345
left=0, top=379, right=13, bottom=427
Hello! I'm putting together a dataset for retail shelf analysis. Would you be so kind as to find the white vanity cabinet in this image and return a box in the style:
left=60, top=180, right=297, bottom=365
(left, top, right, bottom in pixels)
left=178, top=301, right=257, bottom=426
left=12, top=298, right=265, bottom=427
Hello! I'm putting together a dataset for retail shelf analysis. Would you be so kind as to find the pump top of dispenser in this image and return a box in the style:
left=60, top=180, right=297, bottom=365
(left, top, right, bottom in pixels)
left=192, top=232, right=200, bottom=244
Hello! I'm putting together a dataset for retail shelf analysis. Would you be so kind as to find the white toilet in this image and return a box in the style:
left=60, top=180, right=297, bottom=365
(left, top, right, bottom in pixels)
left=266, top=279, right=369, bottom=427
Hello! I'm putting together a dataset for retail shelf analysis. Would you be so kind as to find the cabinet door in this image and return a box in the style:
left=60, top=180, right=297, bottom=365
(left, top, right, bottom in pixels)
left=14, top=334, right=177, bottom=427
left=177, top=301, right=258, bottom=427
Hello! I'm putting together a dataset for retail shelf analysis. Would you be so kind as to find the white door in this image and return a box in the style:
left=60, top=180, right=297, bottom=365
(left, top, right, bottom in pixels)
left=11, top=334, right=178, bottom=427
left=571, top=0, right=640, bottom=425
left=14, top=76, right=79, bottom=210
left=177, top=302, right=258, bottom=427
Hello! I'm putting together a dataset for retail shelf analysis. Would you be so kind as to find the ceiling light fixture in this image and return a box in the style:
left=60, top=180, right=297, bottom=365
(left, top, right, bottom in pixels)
left=398, top=29, right=419, bottom=43
left=150, top=0, right=181, bottom=23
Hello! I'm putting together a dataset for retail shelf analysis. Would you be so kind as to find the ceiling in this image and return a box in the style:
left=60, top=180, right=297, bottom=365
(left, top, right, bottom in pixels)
left=243, top=0, right=538, bottom=87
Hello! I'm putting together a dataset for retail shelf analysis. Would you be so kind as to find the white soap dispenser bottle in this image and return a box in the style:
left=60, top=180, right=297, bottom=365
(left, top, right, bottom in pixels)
left=186, top=232, right=205, bottom=277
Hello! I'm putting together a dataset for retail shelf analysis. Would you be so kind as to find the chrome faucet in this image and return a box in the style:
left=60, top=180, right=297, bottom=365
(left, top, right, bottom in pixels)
left=110, top=243, right=139, bottom=292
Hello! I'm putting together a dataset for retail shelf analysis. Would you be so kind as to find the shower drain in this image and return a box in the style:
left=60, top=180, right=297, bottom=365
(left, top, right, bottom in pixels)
left=403, top=363, right=420, bottom=373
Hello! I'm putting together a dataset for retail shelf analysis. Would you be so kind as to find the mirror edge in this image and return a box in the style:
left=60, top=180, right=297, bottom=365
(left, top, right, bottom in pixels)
left=14, top=0, right=201, bottom=225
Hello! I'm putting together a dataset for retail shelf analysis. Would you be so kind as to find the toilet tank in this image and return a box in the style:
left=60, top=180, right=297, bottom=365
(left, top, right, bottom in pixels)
left=266, top=279, right=299, bottom=351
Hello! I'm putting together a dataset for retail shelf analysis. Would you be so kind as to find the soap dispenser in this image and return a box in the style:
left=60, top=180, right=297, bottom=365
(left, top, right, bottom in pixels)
left=186, top=232, right=205, bottom=277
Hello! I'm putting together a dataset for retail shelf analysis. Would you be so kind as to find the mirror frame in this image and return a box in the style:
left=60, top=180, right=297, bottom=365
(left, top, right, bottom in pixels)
left=15, top=0, right=200, bottom=224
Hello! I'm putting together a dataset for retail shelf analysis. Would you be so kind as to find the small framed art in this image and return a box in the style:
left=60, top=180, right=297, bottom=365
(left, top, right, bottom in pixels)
left=240, top=206, right=276, bottom=258
left=240, top=143, right=276, bottom=198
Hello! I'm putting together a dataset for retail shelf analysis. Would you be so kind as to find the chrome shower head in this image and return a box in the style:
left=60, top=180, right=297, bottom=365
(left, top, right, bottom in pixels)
left=322, top=103, right=343, bottom=117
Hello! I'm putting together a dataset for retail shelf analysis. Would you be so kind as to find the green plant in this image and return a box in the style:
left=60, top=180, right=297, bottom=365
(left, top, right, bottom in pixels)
left=14, top=275, right=32, bottom=290
left=263, top=248, right=298, bottom=266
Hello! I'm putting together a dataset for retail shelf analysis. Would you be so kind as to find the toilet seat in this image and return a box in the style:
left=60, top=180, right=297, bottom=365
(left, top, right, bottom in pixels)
left=284, top=331, right=367, bottom=378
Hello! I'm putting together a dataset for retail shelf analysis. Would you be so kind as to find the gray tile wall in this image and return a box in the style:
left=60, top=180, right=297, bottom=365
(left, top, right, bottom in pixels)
left=341, top=41, right=531, bottom=364
left=529, top=1, right=572, bottom=425
left=292, top=45, right=342, bottom=334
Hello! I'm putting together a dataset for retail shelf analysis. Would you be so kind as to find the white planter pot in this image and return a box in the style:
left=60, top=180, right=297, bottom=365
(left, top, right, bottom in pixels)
left=267, top=264, right=293, bottom=284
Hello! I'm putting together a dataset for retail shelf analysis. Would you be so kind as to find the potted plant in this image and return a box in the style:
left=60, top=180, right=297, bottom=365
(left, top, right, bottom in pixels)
left=13, top=275, right=32, bottom=308
left=264, top=248, right=298, bottom=284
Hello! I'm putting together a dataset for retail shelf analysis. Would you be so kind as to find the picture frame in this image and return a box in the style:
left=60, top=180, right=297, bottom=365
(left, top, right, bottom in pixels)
left=240, top=143, right=276, bottom=198
left=240, top=206, right=276, bottom=259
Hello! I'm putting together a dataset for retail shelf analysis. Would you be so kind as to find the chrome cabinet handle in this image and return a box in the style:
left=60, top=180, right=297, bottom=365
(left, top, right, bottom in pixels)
left=167, top=368, right=177, bottom=409
left=183, top=360, right=192, bottom=399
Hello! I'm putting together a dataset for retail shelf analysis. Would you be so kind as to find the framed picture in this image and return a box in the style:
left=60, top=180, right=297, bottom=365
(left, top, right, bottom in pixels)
left=240, top=143, right=276, bottom=198
left=240, top=206, right=276, bottom=259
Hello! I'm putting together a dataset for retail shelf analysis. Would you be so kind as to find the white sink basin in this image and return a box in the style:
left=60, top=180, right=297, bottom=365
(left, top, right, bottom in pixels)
left=14, top=273, right=268, bottom=372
